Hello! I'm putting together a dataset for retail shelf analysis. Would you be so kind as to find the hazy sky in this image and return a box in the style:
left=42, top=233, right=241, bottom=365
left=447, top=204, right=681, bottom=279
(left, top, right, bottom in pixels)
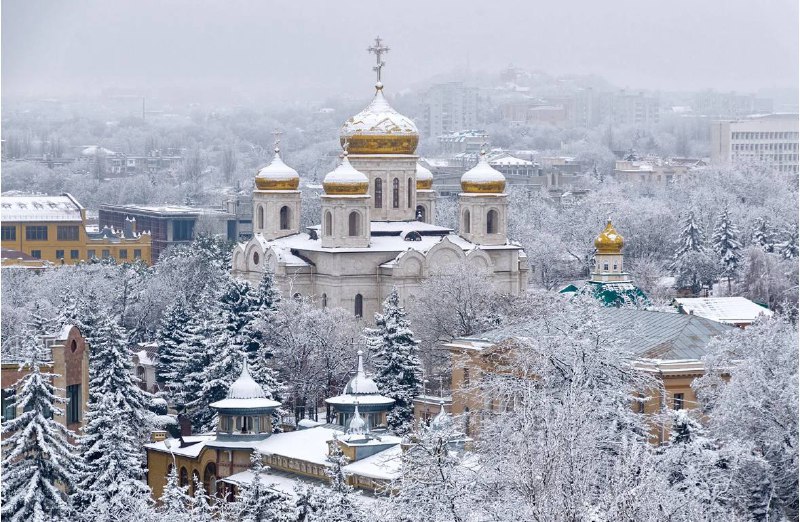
left=3, top=0, right=798, bottom=102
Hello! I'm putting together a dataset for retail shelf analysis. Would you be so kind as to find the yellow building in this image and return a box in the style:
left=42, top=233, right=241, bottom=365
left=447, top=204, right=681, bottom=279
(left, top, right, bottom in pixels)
left=1, top=193, right=152, bottom=265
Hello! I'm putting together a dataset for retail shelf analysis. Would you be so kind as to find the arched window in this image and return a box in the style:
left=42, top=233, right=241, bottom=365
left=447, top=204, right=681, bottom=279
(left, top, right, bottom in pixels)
left=348, top=211, right=360, bottom=237
left=407, top=178, right=413, bottom=208
left=354, top=294, right=363, bottom=318
left=374, top=178, right=383, bottom=208
left=463, top=210, right=471, bottom=234
left=416, top=205, right=426, bottom=222
left=487, top=209, right=498, bottom=234
left=321, top=293, right=327, bottom=309
left=392, top=178, right=400, bottom=208
left=257, top=206, right=264, bottom=231
left=70, top=339, right=78, bottom=353
left=279, top=206, right=290, bottom=230
left=253, top=252, right=259, bottom=265
left=179, top=467, right=189, bottom=488
left=204, top=463, right=217, bottom=497
left=324, top=211, right=332, bottom=237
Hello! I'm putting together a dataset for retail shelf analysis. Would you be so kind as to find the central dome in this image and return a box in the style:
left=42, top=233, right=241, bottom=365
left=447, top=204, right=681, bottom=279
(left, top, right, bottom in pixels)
left=340, top=83, right=419, bottom=155
left=594, top=220, right=624, bottom=254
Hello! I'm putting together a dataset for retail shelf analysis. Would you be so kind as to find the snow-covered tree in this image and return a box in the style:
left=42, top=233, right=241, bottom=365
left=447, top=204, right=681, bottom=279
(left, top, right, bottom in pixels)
left=776, top=225, right=799, bottom=259
left=155, top=297, right=194, bottom=386
left=293, top=483, right=326, bottom=522
left=711, top=208, right=742, bottom=291
left=752, top=217, right=776, bottom=252
left=190, top=474, right=217, bottom=522
left=366, top=288, right=423, bottom=434
left=1, top=342, right=80, bottom=522
left=157, top=464, right=192, bottom=521
left=244, top=270, right=283, bottom=402
left=674, top=211, right=705, bottom=259
left=317, top=441, right=363, bottom=521
left=671, top=211, right=716, bottom=295
left=235, top=451, right=294, bottom=522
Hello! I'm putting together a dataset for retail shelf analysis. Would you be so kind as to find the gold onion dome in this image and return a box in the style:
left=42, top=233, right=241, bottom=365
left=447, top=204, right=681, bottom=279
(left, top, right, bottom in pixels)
left=255, top=148, right=300, bottom=191
left=323, top=153, right=370, bottom=195
left=594, top=220, right=624, bottom=254
left=416, top=162, right=433, bottom=190
left=460, top=151, right=506, bottom=194
left=339, top=82, right=419, bottom=155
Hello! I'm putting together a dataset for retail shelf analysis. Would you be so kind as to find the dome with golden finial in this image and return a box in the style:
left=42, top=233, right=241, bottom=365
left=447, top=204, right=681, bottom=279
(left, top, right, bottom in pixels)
left=416, top=162, right=433, bottom=190
left=460, top=150, right=506, bottom=194
left=255, top=147, right=300, bottom=191
left=594, top=220, right=624, bottom=254
left=322, top=152, right=370, bottom=195
left=339, top=83, right=419, bottom=155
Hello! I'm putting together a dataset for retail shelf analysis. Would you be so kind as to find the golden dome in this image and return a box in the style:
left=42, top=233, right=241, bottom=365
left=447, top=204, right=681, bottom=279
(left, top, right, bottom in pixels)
left=416, top=162, right=433, bottom=190
left=594, top=220, right=624, bottom=254
left=322, top=154, right=369, bottom=195
left=340, top=83, right=419, bottom=155
left=255, top=149, right=300, bottom=191
left=460, top=152, right=506, bottom=194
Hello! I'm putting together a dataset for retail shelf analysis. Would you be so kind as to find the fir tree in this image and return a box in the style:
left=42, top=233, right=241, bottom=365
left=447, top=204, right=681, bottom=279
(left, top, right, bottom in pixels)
left=1, top=340, right=80, bottom=522
left=319, top=440, right=363, bottom=521
left=366, top=288, right=423, bottom=434
left=244, top=270, right=283, bottom=400
left=155, top=297, right=195, bottom=387
left=776, top=226, right=799, bottom=259
left=672, top=212, right=715, bottom=294
left=751, top=217, right=775, bottom=253
left=712, top=208, right=742, bottom=291
left=190, top=475, right=217, bottom=522
left=294, top=483, right=325, bottom=522
left=75, top=311, right=152, bottom=511
left=674, top=211, right=705, bottom=259
left=158, top=463, right=191, bottom=521
left=236, top=451, right=294, bottom=522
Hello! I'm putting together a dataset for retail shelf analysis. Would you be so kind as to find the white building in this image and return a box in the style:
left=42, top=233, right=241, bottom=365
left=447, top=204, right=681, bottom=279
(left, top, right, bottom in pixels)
left=232, top=42, right=528, bottom=320
left=710, top=113, right=799, bottom=173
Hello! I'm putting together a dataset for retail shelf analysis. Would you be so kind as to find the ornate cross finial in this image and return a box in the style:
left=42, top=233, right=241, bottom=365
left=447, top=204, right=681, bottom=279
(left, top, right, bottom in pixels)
left=341, top=138, right=350, bottom=157
left=272, top=129, right=283, bottom=153
left=367, top=36, right=390, bottom=85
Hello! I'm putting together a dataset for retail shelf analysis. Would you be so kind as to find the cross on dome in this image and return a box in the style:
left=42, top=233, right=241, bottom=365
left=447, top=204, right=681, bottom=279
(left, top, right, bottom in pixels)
left=272, top=129, right=283, bottom=153
left=367, top=36, right=390, bottom=86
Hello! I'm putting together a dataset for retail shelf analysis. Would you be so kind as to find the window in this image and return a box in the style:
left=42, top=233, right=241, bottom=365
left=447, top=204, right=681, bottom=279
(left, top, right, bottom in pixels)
left=133, top=249, right=142, bottom=259
left=1, top=226, right=16, bottom=241
left=673, top=393, right=685, bottom=410
left=204, top=463, right=217, bottom=496
left=66, top=384, right=81, bottom=424
left=374, top=178, right=383, bottom=208
left=70, top=250, right=79, bottom=260
left=101, top=249, right=110, bottom=259
left=179, top=467, right=189, bottom=487
left=57, top=225, right=80, bottom=241
left=463, top=367, right=470, bottom=385
left=221, top=416, right=232, bottom=432
left=354, top=294, right=363, bottom=318
left=119, top=249, right=128, bottom=259
left=408, top=177, right=413, bottom=208
left=279, top=206, right=290, bottom=230
left=348, top=211, right=360, bottom=237
left=25, top=226, right=48, bottom=241
left=322, top=293, right=327, bottom=309
left=56, top=250, right=65, bottom=259
left=257, top=206, right=264, bottom=230
left=416, top=205, right=426, bottom=222
left=253, top=252, right=260, bottom=265
left=2, top=388, right=16, bottom=421
left=31, top=250, right=41, bottom=259
left=463, top=210, right=471, bottom=234
left=324, top=211, right=332, bottom=237
left=392, top=178, right=400, bottom=208
left=173, top=220, right=194, bottom=241
left=603, top=263, right=609, bottom=271
left=88, top=249, right=96, bottom=259
left=486, top=209, right=498, bottom=234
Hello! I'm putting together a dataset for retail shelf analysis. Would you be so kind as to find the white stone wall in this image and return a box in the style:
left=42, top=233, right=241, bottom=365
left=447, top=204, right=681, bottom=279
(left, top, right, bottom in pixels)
left=320, top=195, right=371, bottom=248
left=252, top=190, right=301, bottom=240
left=458, top=193, right=509, bottom=246
left=348, top=154, right=418, bottom=221
left=415, top=190, right=436, bottom=224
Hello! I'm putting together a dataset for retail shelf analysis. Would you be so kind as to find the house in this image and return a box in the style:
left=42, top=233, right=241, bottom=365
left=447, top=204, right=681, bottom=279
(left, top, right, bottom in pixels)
left=673, top=296, right=773, bottom=327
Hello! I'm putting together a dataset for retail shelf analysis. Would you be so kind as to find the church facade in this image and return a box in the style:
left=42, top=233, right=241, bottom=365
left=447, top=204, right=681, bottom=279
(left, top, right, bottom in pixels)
left=232, top=40, right=528, bottom=320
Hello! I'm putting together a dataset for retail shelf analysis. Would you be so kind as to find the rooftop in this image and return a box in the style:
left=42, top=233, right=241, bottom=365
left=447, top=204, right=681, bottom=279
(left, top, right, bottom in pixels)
left=0, top=193, right=83, bottom=223
left=673, top=297, right=773, bottom=325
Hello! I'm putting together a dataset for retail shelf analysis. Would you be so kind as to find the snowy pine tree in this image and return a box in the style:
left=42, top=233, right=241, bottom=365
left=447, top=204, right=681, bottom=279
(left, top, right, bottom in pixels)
left=190, top=474, right=217, bottom=522
left=675, top=211, right=705, bottom=258
left=1, top=339, right=80, bottom=522
left=751, top=217, right=775, bottom=253
left=318, top=440, right=363, bottom=521
left=158, top=463, right=192, bottom=521
left=366, top=288, right=423, bottom=434
left=155, top=297, right=195, bottom=387
left=776, top=225, right=799, bottom=259
left=244, top=270, right=283, bottom=401
left=294, top=483, right=326, bottom=522
left=672, top=212, right=715, bottom=294
left=236, top=451, right=294, bottom=522
left=711, top=208, right=742, bottom=291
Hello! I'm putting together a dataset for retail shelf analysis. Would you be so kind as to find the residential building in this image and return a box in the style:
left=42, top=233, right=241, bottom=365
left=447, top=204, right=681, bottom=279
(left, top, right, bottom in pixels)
left=673, top=296, right=773, bottom=328
left=613, top=157, right=706, bottom=185
left=438, top=130, right=489, bottom=155
left=710, top=113, right=799, bottom=173
left=0, top=193, right=152, bottom=265
left=419, top=82, right=479, bottom=138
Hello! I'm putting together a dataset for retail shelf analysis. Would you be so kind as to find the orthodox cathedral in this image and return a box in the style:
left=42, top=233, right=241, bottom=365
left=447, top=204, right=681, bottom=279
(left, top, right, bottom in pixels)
left=232, top=38, right=529, bottom=320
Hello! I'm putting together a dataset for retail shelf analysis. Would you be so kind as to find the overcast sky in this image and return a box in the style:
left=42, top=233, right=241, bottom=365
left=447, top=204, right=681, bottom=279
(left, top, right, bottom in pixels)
left=3, top=0, right=798, bottom=102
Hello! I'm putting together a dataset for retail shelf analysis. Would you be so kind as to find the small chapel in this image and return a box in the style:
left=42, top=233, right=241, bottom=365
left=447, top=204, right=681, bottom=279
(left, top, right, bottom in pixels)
left=232, top=38, right=528, bottom=320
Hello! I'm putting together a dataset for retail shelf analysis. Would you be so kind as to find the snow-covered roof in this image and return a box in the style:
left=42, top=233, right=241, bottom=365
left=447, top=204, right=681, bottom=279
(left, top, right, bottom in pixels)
left=673, top=297, right=773, bottom=325
left=256, top=426, right=342, bottom=465
left=323, top=155, right=369, bottom=185
left=461, top=155, right=506, bottom=186
left=145, top=435, right=215, bottom=458
left=227, top=362, right=266, bottom=399
left=344, top=351, right=379, bottom=394
left=325, top=394, right=395, bottom=406
left=209, top=398, right=282, bottom=409
left=342, top=444, right=403, bottom=481
left=1, top=193, right=84, bottom=222
left=256, top=150, right=300, bottom=182
left=340, top=88, right=418, bottom=136
left=488, top=155, right=533, bottom=167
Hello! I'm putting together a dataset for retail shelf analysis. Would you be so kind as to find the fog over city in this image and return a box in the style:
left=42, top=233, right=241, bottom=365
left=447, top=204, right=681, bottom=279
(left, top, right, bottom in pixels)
left=3, top=0, right=798, bottom=102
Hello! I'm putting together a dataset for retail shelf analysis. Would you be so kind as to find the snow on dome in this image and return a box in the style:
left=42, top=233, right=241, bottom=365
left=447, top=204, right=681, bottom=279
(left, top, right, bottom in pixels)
left=416, top=162, right=433, bottom=190
left=460, top=151, right=506, bottom=194
left=322, top=154, right=369, bottom=195
left=430, top=400, right=453, bottom=431
left=344, top=350, right=380, bottom=395
left=227, top=361, right=267, bottom=400
left=348, top=403, right=367, bottom=435
left=340, top=84, right=419, bottom=155
left=255, top=149, right=300, bottom=191
left=594, top=220, right=624, bottom=254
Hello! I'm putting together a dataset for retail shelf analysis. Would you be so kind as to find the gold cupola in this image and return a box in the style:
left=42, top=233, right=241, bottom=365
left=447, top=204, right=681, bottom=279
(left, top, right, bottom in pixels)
left=594, top=220, right=624, bottom=254
left=322, top=153, right=370, bottom=195
left=339, top=83, right=419, bottom=155
left=255, top=147, right=300, bottom=191
left=416, top=162, right=433, bottom=190
left=460, top=150, right=506, bottom=194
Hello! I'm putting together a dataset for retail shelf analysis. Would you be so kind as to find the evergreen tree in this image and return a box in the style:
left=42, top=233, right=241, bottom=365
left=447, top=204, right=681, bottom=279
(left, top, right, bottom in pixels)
left=366, top=288, right=423, bottom=434
left=190, top=475, right=217, bottom=522
left=294, top=483, right=325, bottom=522
left=244, top=270, right=283, bottom=400
left=712, top=208, right=742, bottom=291
left=158, top=464, right=191, bottom=521
left=236, top=451, right=294, bottom=522
left=674, top=211, right=705, bottom=259
left=752, top=217, right=775, bottom=253
left=776, top=225, right=799, bottom=259
left=1, top=339, right=80, bottom=522
left=155, top=297, right=195, bottom=387
left=672, top=212, right=715, bottom=294
left=75, top=311, right=152, bottom=511
left=318, top=440, right=363, bottom=521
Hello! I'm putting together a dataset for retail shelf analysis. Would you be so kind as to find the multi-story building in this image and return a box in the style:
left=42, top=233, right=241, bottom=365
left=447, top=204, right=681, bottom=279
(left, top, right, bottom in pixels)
left=99, top=204, right=237, bottom=263
left=0, top=193, right=152, bottom=265
left=613, top=157, right=707, bottom=185
left=419, top=82, right=479, bottom=138
left=710, top=113, right=799, bottom=173
left=438, top=130, right=489, bottom=155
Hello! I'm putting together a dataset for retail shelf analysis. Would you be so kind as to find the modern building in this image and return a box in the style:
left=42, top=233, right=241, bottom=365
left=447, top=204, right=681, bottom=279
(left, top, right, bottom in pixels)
left=0, top=193, right=152, bottom=265
left=419, top=82, right=479, bottom=138
left=1, top=325, right=90, bottom=433
left=99, top=204, right=237, bottom=263
left=612, top=157, right=707, bottom=185
left=232, top=45, right=528, bottom=321
left=710, top=113, right=799, bottom=173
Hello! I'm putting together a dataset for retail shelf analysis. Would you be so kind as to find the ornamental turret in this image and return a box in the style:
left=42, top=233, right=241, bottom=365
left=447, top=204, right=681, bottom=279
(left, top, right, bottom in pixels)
left=320, top=152, right=371, bottom=248
left=590, top=220, right=630, bottom=284
left=325, top=350, right=394, bottom=432
left=415, top=162, right=436, bottom=224
left=210, top=360, right=281, bottom=441
left=253, top=132, right=301, bottom=240
left=458, top=150, right=509, bottom=245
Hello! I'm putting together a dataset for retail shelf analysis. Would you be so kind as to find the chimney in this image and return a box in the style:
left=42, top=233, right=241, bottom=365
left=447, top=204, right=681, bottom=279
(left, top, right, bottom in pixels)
left=178, top=414, right=192, bottom=437
left=150, top=430, right=167, bottom=443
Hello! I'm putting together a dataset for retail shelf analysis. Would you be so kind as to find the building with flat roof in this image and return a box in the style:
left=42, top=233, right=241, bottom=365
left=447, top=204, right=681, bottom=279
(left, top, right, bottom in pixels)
left=710, top=113, right=799, bottom=173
